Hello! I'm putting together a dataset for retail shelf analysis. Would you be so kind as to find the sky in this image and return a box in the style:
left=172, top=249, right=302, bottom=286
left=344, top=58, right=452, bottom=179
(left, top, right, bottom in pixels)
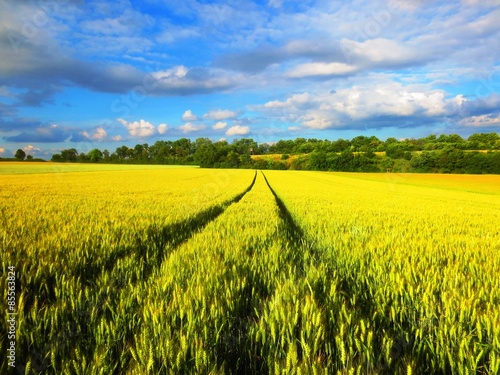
left=0, top=0, right=499, bottom=158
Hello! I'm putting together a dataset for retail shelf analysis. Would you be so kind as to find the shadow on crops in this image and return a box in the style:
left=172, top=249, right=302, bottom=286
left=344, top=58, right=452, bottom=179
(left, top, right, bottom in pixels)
left=217, top=263, right=270, bottom=375
left=260, top=171, right=309, bottom=276
left=18, top=172, right=258, bottom=374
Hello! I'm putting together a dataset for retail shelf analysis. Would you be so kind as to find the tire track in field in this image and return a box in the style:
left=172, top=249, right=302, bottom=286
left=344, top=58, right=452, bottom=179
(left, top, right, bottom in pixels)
left=128, top=170, right=257, bottom=282
left=88, top=171, right=260, bottom=373
left=261, top=171, right=313, bottom=276
left=78, top=170, right=258, bottom=286
left=79, top=169, right=258, bottom=296
left=22, top=172, right=258, bottom=374
left=260, top=172, right=419, bottom=373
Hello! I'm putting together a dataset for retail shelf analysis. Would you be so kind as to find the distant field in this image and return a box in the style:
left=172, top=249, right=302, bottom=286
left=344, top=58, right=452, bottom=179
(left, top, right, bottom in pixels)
left=251, top=150, right=499, bottom=159
left=1, top=165, right=499, bottom=373
left=251, top=153, right=302, bottom=161
left=329, top=171, right=500, bottom=195
left=0, top=161, right=198, bottom=175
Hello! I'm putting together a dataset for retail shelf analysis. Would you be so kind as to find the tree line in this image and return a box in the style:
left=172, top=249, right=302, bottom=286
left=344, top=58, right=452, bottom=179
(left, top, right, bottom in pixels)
left=47, top=132, right=500, bottom=174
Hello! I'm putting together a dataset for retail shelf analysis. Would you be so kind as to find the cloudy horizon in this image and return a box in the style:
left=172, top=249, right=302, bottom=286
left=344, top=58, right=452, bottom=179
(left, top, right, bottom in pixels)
left=1, top=0, right=499, bottom=158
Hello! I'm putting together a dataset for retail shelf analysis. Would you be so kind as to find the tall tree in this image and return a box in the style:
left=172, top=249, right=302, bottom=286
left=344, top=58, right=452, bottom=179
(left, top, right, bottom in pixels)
left=88, top=148, right=103, bottom=163
left=61, top=148, right=78, bottom=162
left=15, top=149, right=26, bottom=160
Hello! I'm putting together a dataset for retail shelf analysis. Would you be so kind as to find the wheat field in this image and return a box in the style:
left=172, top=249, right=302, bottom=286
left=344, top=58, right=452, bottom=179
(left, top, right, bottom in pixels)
left=1, top=163, right=499, bottom=374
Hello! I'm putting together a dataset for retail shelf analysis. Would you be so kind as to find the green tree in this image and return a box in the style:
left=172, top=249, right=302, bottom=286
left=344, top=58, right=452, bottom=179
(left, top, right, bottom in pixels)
left=115, top=145, right=130, bottom=160
left=239, top=153, right=253, bottom=167
left=386, top=143, right=405, bottom=159
left=88, top=148, right=103, bottom=163
left=225, top=151, right=241, bottom=168
left=468, top=132, right=500, bottom=150
left=297, top=142, right=316, bottom=153
left=232, top=138, right=257, bottom=155
left=15, top=149, right=26, bottom=160
left=51, top=153, right=64, bottom=162
left=193, top=138, right=218, bottom=167
left=61, top=148, right=78, bottom=162
left=308, top=151, right=328, bottom=170
left=331, top=139, right=351, bottom=152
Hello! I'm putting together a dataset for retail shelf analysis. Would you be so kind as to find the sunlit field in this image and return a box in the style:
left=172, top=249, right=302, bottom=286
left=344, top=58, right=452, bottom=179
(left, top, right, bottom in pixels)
left=0, top=161, right=198, bottom=175
left=1, top=165, right=499, bottom=374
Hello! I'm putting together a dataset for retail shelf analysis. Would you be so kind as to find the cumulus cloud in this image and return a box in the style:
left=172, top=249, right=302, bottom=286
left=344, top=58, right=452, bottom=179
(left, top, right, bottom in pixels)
left=204, top=109, right=239, bottom=120
left=23, top=144, right=41, bottom=153
left=459, top=114, right=500, bottom=128
left=258, top=81, right=481, bottom=130
left=226, top=125, right=250, bottom=136
left=340, top=38, right=427, bottom=69
left=81, top=127, right=108, bottom=141
left=178, top=122, right=206, bottom=133
left=0, top=0, right=246, bottom=101
left=158, top=123, right=168, bottom=134
left=0, top=147, right=5, bottom=154
left=212, top=121, right=227, bottom=130
left=117, top=118, right=167, bottom=138
left=264, top=92, right=314, bottom=110
left=118, top=118, right=156, bottom=137
left=93, top=127, right=107, bottom=140
left=0, top=34, right=237, bottom=97
left=181, top=110, right=198, bottom=121
left=2, top=0, right=499, bottom=142
left=215, top=39, right=346, bottom=74
left=149, top=66, right=239, bottom=95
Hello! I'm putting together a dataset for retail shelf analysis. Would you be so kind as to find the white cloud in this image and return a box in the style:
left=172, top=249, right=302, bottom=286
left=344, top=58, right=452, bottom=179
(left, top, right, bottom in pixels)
left=117, top=119, right=170, bottom=137
left=23, top=144, right=41, bottom=153
left=158, top=123, right=169, bottom=134
left=92, top=127, right=107, bottom=141
left=264, top=93, right=313, bottom=109
left=459, top=114, right=500, bottom=128
left=259, top=81, right=458, bottom=130
left=152, top=65, right=189, bottom=80
left=0, top=147, right=5, bottom=154
left=204, top=109, right=238, bottom=120
left=287, top=62, right=358, bottom=78
left=112, top=135, right=124, bottom=142
left=212, top=121, right=227, bottom=130
left=148, top=66, right=239, bottom=95
left=118, top=118, right=156, bottom=138
left=182, top=110, right=198, bottom=121
left=341, top=38, right=420, bottom=67
left=178, top=122, right=206, bottom=133
left=2, top=0, right=500, bottom=141
left=226, top=125, right=250, bottom=136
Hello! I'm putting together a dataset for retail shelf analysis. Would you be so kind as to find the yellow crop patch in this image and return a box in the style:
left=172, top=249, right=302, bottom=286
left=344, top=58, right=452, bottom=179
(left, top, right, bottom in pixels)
left=1, top=166, right=499, bottom=374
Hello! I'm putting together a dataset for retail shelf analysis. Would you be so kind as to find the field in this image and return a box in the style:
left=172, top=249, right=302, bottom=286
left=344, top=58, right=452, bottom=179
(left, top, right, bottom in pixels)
left=1, top=163, right=499, bottom=374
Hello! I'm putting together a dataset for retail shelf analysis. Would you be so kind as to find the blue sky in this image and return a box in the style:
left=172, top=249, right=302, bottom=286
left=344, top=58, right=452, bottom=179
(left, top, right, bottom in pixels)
left=0, top=0, right=499, bottom=158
